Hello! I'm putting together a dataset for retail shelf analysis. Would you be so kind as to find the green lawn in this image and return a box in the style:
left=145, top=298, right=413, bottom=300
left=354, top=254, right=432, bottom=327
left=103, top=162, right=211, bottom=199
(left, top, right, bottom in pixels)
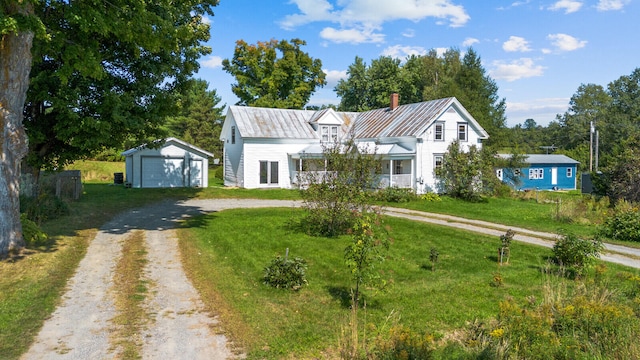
left=0, top=160, right=633, bottom=359
left=381, top=194, right=601, bottom=239
left=178, top=207, right=638, bottom=359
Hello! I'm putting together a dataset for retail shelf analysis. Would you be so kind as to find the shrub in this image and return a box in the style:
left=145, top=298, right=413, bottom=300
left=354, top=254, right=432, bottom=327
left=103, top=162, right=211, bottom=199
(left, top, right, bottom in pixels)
left=262, top=255, right=308, bottom=291
left=214, top=165, right=224, bottom=180
left=420, top=192, right=441, bottom=202
left=20, top=192, right=70, bottom=224
left=20, top=214, right=49, bottom=248
left=552, top=232, right=603, bottom=276
left=374, top=187, right=416, bottom=203
left=492, top=282, right=640, bottom=359
left=498, top=229, right=514, bottom=265
left=372, top=326, right=434, bottom=360
left=599, top=201, right=640, bottom=242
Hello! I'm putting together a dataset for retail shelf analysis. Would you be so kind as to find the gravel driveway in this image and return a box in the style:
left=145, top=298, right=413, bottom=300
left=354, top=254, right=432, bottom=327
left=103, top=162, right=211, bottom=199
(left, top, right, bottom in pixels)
left=21, top=199, right=298, bottom=360
left=21, top=198, right=640, bottom=359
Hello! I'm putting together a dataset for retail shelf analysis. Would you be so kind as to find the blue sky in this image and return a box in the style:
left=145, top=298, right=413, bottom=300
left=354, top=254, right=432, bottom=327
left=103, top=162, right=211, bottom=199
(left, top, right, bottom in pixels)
left=195, top=0, right=638, bottom=127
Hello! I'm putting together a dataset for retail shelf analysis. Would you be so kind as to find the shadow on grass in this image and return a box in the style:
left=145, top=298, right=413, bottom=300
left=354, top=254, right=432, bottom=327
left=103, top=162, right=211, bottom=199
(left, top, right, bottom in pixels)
left=327, top=286, right=352, bottom=308
left=325, top=285, right=382, bottom=309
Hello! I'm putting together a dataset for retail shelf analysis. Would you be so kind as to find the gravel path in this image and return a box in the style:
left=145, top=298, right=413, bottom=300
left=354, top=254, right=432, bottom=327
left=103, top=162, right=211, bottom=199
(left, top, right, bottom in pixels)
left=21, top=198, right=640, bottom=359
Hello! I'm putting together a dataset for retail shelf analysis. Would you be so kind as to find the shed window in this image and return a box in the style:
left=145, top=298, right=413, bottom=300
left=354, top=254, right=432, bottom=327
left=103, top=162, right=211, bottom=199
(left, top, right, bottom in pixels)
left=567, top=168, right=573, bottom=178
left=434, top=123, right=444, bottom=141
left=259, top=161, right=278, bottom=185
left=231, top=126, right=236, bottom=144
left=529, top=168, right=544, bottom=180
left=457, top=123, right=467, bottom=141
left=496, top=169, right=503, bottom=181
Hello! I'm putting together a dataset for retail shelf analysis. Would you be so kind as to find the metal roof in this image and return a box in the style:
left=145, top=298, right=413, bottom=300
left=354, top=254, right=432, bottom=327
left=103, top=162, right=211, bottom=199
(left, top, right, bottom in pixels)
left=227, top=97, right=488, bottom=140
left=228, top=106, right=318, bottom=139
left=498, top=154, right=580, bottom=164
left=353, top=98, right=454, bottom=138
left=121, top=137, right=214, bottom=158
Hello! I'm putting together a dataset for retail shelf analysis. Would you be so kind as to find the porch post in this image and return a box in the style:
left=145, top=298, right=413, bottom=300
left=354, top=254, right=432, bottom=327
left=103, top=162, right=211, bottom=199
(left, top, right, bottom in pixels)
left=389, top=159, right=394, bottom=188
left=411, top=158, right=416, bottom=191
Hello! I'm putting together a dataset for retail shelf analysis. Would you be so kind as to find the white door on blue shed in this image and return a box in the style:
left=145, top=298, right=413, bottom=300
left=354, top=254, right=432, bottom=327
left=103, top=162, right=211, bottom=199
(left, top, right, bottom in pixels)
left=141, top=157, right=185, bottom=188
left=189, top=159, right=203, bottom=187
left=551, top=167, right=558, bottom=185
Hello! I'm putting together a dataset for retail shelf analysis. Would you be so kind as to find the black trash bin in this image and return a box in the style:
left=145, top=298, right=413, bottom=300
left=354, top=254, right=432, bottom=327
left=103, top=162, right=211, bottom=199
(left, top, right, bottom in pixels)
left=114, top=172, right=124, bottom=184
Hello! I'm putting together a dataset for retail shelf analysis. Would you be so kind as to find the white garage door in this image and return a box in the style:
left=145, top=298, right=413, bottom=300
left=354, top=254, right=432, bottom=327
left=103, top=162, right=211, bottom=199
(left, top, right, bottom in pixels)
left=141, top=157, right=184, bottom=188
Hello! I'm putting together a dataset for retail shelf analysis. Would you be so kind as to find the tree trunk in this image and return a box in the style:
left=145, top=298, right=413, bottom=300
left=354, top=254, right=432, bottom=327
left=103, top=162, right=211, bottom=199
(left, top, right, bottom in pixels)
left=0, top=3, right=35, bottom=257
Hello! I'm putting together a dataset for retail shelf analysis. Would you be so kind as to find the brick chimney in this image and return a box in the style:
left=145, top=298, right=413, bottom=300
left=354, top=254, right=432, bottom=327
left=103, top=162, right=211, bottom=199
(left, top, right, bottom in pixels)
left=390, top=93, right=399, bottom=110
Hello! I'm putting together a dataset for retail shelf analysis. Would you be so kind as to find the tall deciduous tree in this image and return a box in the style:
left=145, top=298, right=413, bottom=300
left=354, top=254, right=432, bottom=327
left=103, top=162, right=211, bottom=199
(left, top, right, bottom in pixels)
left=222, top=38, right=325, bottom=109
left=0, top=1, right=41, bottom=256
left=24, top=0, right=217, bottom=175
left=334, top=56, right=370, bottom=111
left=1, top=0, right=216, bottom=256
left=165, top=79, right=225, bottom=155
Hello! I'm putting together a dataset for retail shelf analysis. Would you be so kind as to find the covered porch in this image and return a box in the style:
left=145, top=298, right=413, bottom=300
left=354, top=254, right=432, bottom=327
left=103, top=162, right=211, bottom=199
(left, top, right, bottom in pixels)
left=288, top=142, right=416, bottom=190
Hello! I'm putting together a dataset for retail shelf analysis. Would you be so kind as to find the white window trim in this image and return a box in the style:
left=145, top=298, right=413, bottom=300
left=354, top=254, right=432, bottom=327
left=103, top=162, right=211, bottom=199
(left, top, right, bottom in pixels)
left=434, top=154, right=444, bottom=170
left=566, top=168, right=573, bottom=178
left=457, top=123, right=468, bottom=142
left=434, top=122, right=444, bottom=141
left=320, top=125, right=338, bottom=142
left=259, top=161, right=279, bottom=185
left=528, top=168, right=544, bottom=180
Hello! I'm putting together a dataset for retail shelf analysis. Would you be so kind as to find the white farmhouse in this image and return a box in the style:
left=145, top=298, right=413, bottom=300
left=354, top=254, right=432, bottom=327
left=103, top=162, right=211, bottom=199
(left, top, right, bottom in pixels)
left=219, top=95, right=488, bottom=194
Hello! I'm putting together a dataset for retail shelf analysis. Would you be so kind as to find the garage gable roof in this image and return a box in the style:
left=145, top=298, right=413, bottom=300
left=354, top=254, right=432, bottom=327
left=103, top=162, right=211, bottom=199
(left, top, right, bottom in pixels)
left=121, top=137, right=214, bottom=158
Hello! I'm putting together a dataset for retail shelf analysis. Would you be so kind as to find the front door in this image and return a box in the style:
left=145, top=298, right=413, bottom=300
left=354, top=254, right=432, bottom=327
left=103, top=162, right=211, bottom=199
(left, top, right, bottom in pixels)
left=551, top=167, right=558, bottom=185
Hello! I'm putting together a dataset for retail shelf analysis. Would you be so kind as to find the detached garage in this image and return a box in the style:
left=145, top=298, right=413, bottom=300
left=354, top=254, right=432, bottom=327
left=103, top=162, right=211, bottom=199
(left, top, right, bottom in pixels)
left=122, top=138, right=213, bottom=188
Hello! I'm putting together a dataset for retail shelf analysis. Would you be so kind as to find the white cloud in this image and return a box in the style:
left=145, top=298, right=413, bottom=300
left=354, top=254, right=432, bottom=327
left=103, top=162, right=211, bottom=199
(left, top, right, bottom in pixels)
left=497, top=1, right=531, bottom=10
left=503, top=36, right=532, bottom=52
left=489, top=58, right=545, bottom=82
left=281, top=0, right=471, bottom=36
left=596, top=0, right=630, bottom=11
left=547, top=33, right=587, bottom=52
left=323, top=69, right=347, bottom=87
left=319, top=27, right=385, bottom=44
left=201, top=15, right=212, bottom=25
left=548, top=0, right=583, bottom=13
left=462, top=37, right=479, bottom=47
left=201, top=56, right=223, bottom=69
left=381, top=45, right=428, bottom=59
left=402, top=29, right=416, bottom=38
left=505, top=97, right=569, bottom=126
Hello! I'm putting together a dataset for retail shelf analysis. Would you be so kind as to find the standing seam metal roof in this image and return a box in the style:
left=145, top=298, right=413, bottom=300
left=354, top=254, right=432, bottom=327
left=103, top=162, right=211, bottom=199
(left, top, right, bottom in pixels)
left=353, top=98, right=453, bottom=138
left=228, top=97, right=483, bottom=140
left=229, top=106, right=318, bottom=139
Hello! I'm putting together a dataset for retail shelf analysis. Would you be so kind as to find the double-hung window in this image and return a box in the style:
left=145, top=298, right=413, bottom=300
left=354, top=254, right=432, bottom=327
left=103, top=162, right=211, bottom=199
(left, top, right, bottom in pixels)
left=434, top=122, right=444, bottom=141
left=259, top=161, right=279, bottom=185
left=231, top=126, right=236, bottom=144
left=457, top=123, right=468, bottom=141
left=434, top=154, right=444, bottom=170
left=566, top=168, right=573, bottom=178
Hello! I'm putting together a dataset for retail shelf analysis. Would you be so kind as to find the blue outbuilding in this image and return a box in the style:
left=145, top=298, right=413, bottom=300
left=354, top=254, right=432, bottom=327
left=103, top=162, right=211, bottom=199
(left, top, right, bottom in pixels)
left=496, top=154, right=580, bottom=191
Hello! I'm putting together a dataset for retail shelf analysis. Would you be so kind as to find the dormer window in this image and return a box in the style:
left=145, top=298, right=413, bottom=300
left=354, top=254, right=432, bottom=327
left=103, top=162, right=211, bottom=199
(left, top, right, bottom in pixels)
left=321, top=125, right=338, bottom=142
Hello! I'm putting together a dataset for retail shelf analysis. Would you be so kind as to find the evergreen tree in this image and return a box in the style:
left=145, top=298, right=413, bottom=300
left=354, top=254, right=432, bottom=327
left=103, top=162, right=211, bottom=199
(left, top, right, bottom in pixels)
left=165, top=79, right=225, bottom=155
